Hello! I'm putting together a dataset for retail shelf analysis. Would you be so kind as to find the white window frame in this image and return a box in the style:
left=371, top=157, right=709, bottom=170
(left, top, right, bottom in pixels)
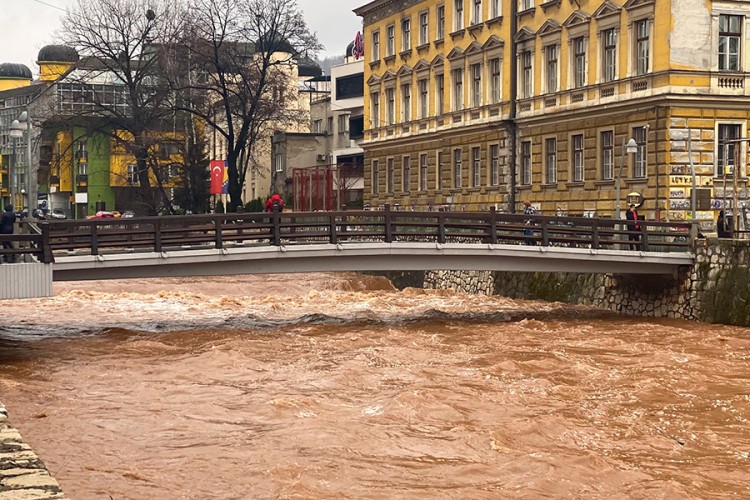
left=471, top=146, right=481, bottom=187
left=521, top=140, right=532, bottom=185
left=419, top=11, right=429, bottom=46
left=545, top=137, right=557, bottom=184
left=602, top=28, right=617, bottom=82
left=436, top=73, right=445, bottom=114
left=634, top=18, right=650, bottom=76
left=386, top=24, right=395, bottom=56
left=419, top=78, right=429, bottom=118
left=453, top=148, right=463, bottom=188
left=471, top=63, right=482, bottom=107
left=472, top=0, right=482, bottom=25
left=436, top=150, right=444, bottom=190
left=401, top=84, right=411, bottom=122
left=402, top=155, right=411, bottom=193
left=371, top=93, right=380, bottom=128
left=545, top=44, right=558, bottom=94
left=437, top=4, right=446, bottom=40
left=402, top=17, right=411, bottom=51
left=633, top=126, right=647, bottom=178
left=454, top=0, right=464, bottom=31
left=572, top=133, right=584, bottom=182
left=387, top=157, right=394, bottom=193
left=489, top=58, right=501, bottom=103
left=719, top=14, right=742, bottom=72
left=572, top=36, right=587, bottom=88
left=372, top=159, right=379, bottom=194
left=386, top=88, right=395, bottom=125
left=274, top=154, right=283, bottom=173
left=600, top=130, right=614, bottom=180
left=453, top=68, right=464, bottom=111
left=420, top=153, right=428, bottom=191
left=490, top=143, right=500, bottom=186
left=372, top=30, right=380, bottom=61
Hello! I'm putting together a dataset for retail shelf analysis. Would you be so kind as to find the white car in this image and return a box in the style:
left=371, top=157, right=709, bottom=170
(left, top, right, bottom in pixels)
left=49, top=209, right=67, bottom=219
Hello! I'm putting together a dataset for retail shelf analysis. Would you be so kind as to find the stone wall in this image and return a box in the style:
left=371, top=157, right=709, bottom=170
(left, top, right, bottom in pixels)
left=423, top=239, right=750, bottom=326
left=0, top=403, right=67, bottom=498
left=424, top=270, right=495, bottom=295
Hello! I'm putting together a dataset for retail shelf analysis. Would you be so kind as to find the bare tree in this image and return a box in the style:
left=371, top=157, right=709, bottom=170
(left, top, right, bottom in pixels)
left=58, top=0, right=187, bottom=215
left=177, top=0, right=321, bottom=212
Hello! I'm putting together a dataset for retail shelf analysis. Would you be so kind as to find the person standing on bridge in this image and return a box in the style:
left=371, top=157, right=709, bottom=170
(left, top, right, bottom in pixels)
left=522, top=201, right=537, bottom=246
left=1, top=204, right=16, bottom=263
left=626, top=204, right=641, bottom=250
left=266, top=194, right=285, bottom=213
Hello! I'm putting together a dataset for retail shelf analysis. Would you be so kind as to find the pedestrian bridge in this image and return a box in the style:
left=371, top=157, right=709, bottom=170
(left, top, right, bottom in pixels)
left=0, top=208, right=696, bottom=297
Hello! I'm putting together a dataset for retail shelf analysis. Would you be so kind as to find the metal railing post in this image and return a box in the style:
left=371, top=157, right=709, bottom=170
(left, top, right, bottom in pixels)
left=329, top=213, right=337, bottom=244
left=438, top=213, right=446, bottom=244
left=214, top=218, right=223, bottom=249
left=272, top=206, right=281, bottom=246
left=541, top=218, right=549, bottom=246
left=153, top=220, right=162, bottom=253
left=489, top=206, right=498, bottom=244
left=384, top=204, right=393, bottom=243
left=90, top=224, right=98, bottom=255
left=41, top=223, right=52, bottom=263
left=640, top=223, right=649, bottom=252
left=591, top=219, right=600, bottom=250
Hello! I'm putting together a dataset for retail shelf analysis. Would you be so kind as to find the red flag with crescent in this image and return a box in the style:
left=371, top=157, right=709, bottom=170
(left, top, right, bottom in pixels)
left=210, top=160, right=225, bottom=194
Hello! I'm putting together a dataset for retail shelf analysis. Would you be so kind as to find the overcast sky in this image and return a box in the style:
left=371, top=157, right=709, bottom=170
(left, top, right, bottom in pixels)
left=0, top=0, right=364, bottom=73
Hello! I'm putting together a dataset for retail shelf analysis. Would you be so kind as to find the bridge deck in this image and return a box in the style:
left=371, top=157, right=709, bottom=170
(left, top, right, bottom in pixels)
left=1, top=208, right=696, bottom=282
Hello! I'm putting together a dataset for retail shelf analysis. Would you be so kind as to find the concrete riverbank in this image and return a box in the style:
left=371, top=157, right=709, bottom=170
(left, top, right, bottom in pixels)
left=0, top=403, right=66, bottom=499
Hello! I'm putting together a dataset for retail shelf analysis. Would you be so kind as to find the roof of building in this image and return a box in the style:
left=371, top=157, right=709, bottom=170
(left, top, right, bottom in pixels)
left=37, top=45, right=80, bottom=64
left=0, top=63, right=32, bottom=80
left=255, top=33, right=295, bottom=54
left=298, top=57, right=322, bottom=78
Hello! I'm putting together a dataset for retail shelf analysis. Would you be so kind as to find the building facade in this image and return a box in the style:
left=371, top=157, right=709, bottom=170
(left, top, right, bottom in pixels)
left=271, top=48, right=367, bottom=211
left=356, top=0, right=750, bottom=229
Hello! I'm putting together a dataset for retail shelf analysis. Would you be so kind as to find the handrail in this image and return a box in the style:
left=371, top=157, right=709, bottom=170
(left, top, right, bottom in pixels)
left=2, top=209, right=695, bottom=263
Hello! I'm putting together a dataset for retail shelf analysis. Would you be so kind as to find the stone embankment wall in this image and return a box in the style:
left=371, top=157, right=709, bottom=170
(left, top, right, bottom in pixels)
left=424, top=270, right=495, bottom=295
left=424, top=240, right=750, bottom=325
left=0, top=403, right=66, bottom=499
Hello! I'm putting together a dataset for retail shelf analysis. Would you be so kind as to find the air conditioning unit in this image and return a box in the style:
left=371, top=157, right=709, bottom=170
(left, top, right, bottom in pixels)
left=316, top=154, right=326, bottom=162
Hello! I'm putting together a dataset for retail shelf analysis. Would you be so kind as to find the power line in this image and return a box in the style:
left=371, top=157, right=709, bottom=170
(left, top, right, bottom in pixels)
left=31, top=0, right=67, bottom=12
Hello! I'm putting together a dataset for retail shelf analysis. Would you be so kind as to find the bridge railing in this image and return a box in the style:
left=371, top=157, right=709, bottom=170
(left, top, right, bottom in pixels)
left=29, top=207, right=694, bottom=263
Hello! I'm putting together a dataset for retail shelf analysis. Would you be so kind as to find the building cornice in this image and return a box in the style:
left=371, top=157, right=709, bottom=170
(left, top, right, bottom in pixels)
left=355, top=0, right=425, bottom=26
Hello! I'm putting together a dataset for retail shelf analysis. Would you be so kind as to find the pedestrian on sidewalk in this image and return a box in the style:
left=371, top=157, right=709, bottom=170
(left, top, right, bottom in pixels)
left=1, top=204, right=16, bottom=263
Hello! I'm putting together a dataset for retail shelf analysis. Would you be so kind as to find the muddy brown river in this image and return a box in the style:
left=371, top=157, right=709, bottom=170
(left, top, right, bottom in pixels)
left=0, top=273, right=749, bottom=499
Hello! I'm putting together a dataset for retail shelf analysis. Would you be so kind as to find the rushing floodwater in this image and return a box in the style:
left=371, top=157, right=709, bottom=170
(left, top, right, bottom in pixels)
left=0, top=273, right=749, bottom=499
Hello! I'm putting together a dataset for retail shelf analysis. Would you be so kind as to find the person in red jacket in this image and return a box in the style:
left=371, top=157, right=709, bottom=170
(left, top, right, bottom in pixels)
left=265, top=193, right=284, bottom=212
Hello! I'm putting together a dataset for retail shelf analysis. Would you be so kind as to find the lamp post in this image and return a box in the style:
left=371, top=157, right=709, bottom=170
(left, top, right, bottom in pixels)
left=9, top=111, right=34, bottom=220
left=615, top=137, right=639, bottom=220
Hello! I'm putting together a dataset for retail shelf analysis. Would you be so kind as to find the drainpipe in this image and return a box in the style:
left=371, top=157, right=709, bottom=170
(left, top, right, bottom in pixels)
left=508, top=0, right=518, bottom=214
left=654, top=106, right=661, bottom=221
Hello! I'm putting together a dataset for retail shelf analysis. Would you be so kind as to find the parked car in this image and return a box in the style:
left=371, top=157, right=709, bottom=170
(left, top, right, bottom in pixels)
left=49, top=209, right=67, bottom=220
left=87, top=211, right=116, bottom=220
left=121, top=210, right=135, bottom=218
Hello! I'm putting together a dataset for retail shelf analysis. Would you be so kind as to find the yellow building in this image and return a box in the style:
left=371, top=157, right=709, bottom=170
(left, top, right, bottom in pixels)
left=356, top=0, right=750, bottom=228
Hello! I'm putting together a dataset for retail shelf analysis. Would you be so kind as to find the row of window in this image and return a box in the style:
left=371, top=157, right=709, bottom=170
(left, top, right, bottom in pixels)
left=519, top=18, right=651, bottom=99
left=372, top=0, right=502, bottom=60
left=370, top=123, right=742, bottom=194
left=370, top=56, right=502, bottom=126
left=371, top=145, right=502, bottom=194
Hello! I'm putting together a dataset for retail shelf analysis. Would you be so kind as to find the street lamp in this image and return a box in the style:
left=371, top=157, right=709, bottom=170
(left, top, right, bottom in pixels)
left=9, top=111, right=33, bottom=220
left=615, top=138, right=639, bottom=220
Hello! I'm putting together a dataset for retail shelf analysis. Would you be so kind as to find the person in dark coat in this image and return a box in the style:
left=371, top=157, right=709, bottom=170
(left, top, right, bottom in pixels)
left=0, top=204, right=16, bottom=263
left=717, top=210, right=733, bottom=238
left=625, top=204, right=641, bottom=250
